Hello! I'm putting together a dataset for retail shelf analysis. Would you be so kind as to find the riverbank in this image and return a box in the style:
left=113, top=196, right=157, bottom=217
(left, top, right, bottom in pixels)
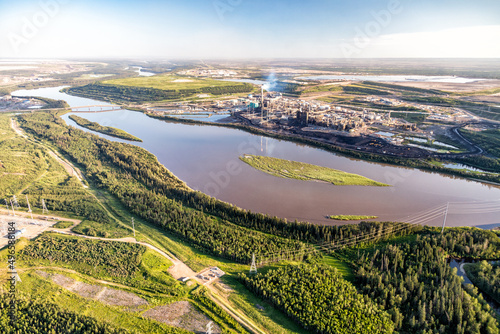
left=69, top=115, right=142, bottom=142
left=147, top=113, right=500, bottom=186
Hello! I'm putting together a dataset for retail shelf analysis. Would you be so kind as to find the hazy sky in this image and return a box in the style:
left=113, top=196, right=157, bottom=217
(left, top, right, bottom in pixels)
left=0, top=0, right=499, bottom=59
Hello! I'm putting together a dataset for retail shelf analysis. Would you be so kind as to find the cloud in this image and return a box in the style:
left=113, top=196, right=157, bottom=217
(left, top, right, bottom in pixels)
left=362, top=25, right=500, bottom=58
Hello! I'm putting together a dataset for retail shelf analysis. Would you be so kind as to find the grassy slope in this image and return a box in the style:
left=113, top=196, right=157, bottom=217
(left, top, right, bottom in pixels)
left=1, top=112, right=326, bottom=333
left=240, top=154, right=389, bottom=186
left=104, top=74, right=246, bottom=90
left=0, top=239, right=188, bottom=334
left=52, top=221, right=74, bottom=229
left=88, top=189, right=312, bottom=333
left=0, top=114, right=115, bottom=223
left=0, top=115, right=51, bottom=196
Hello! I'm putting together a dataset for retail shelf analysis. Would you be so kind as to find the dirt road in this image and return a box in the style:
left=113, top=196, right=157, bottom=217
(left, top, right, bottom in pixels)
left=10, top=117, right=88, bottom=188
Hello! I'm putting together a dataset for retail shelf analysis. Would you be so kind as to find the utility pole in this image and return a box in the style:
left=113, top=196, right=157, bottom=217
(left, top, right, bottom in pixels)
left=249, top=253, right=258, bottom=274
left=42, top=199, right=49, bottom=215
left=10, top=199, right=16, bottom=217
left=132, top=217, right=136, bottom=238
left=12, top=195, right=19, bottom=208
left=441, top=202, right=449, bottom=234
left=5, top=199, right=10, bottom=215
left=26, top=195, right=33, bottom=220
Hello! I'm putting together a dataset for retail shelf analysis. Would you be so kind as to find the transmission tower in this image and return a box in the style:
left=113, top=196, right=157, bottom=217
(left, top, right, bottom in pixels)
left=12, top=271, right=21, bottom=283
left=131, top=217, right=136, bottom=238
left=12, top=195, right=19, bottom=208
left=26, top=195, right=33, bottom=220
left=206, top=321, right=214, bottom=334
left=249, top=253, right=258, bottom=274
left=441, top=202, right=449, bottom=234
left=42, top=199, right=49, bottom=215
left=10, top=199, right=16, bottom=217
left=5, top=199, right=10, bottom=215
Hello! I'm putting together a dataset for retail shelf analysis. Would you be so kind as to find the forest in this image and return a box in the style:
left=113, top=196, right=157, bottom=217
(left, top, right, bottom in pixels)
left=18, top=111, right=311, bottom=263
left=17, top=111, right=423, bottom=264
left=465, top=261, right=500, bottom=304
left=20, top=233, right=145, bottom=278
left=0, top=295, right=134, bottom=334
left=65, top=82, right=253, bottom=104
left=351, top=229, right=500, bottom=334
left=239, top=264, right=394, bottom=334
left=69, top=115, right=142, bottom=142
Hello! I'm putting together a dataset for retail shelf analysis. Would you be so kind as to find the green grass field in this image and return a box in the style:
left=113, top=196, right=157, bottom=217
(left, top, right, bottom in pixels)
left=7, top=272, right=189, bottom=334
left=329, top=215, right=378, bottom=221
left=52, top=221, right=74, bottom=229
left=0, top=236, right=190, bottom=333
left=104, top=74, right=246, bottom=91
left=321, top=255, right=354, bottom=281
left=0, top=115, right=112, bottom=223
left=72, top=219, right=131, bottom=238
left=460, top=129, right=500, bottom=158
left=240, top=154, right=389, bottom=186
left=392, top=112, right=427, bottom=124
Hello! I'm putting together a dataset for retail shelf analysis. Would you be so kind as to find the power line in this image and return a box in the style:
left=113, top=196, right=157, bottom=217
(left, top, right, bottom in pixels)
left=257, top=204, right=448, bottom=265
left=253, top=199, right=500, bottom=267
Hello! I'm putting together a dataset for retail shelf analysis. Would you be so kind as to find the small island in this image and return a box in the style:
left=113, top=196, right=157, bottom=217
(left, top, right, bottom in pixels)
left=69, top=115, right=142, bottom=142
left=328, top=215, right=379, bottom=221
left=239, top=154, right=389, bottom=186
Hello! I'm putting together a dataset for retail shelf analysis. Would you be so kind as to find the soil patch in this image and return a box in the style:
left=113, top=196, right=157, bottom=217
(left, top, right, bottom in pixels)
left=35, top=270, right=148, bottom=308
left=143, top=301, right=221, bottom=333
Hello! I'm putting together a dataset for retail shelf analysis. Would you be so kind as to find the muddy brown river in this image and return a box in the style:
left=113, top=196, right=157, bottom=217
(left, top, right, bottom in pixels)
left=14, top=87, right=500, bottom=228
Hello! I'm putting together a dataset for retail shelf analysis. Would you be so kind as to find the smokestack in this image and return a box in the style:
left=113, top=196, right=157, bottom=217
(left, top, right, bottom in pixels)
left=261, top=85, right=264, bottom=122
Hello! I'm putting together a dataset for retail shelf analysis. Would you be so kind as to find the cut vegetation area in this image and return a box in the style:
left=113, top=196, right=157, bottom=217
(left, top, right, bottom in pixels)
left=0, top=115, right=112, bottom=224
left=460, top=129, right=500, bottom=158
left=240, top=154, right=389, bottom=186
left=69, top=115, right=142, bottom=142
left=0, top=239, right=191, bottom=333
left=52, top=220, right=75, bottom=229
left=71, top=218, right=130, bottom=238
left=457, top=128, right=500, bottom=172
left=18, top=233, right=183, bottom=296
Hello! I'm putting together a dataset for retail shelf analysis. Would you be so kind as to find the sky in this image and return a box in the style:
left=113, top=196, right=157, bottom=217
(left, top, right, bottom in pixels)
left=0, top=0, right=499, bottom=59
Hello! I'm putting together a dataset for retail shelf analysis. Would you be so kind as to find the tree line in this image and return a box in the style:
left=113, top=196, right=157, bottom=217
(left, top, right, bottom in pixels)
left=19, top=111, right=308, bottom=263
left=354, top=230, right=500, bottom=334
left=465, top=261, right=500, bottom=305
left=239, top=263, right=394, bottom=334
left=0, top=295, right=133, bottom=334
left=65, top=82, right=253, bottom=104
